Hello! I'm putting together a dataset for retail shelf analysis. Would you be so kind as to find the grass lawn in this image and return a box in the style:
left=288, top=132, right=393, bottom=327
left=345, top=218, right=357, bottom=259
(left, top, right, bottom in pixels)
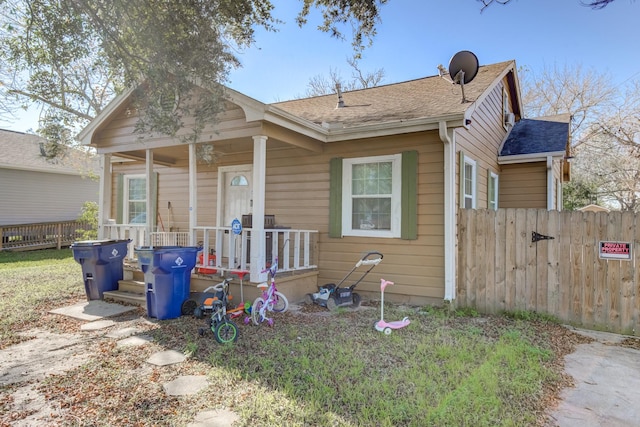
left=0, top=249, right=585, bottom=426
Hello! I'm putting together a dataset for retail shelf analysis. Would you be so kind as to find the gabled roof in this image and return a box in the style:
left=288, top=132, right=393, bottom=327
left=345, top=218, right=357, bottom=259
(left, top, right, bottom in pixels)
left=80, top=60, right=519, bottom=146
left=500, top=114, right=570, bottom=158
left=0, top=129, right=98, bottom=176
left=273, top=61, right=515, bottom=129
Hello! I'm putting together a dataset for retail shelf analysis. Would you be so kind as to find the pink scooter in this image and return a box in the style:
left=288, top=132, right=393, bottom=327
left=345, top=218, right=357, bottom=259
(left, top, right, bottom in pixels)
left=374, top=279, right=410, bottom=334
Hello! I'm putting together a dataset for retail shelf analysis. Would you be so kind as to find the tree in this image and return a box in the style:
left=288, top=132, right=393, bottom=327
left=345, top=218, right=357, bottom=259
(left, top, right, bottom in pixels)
left=304, top=56, right=385, bottom=97
left=520, top=64, right=617, bottom=148
left=478, top=0, right=624, bottom=11
left=0, top=0, right=388, bottom=145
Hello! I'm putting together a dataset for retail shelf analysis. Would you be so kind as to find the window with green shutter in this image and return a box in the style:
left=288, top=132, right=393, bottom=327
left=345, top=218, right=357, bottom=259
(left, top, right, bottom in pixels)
left=329, top=151, right=417, bottom=239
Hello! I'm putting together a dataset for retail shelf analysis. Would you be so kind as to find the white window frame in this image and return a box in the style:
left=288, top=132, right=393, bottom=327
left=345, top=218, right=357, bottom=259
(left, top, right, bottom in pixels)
left=342, top=154, right=402, bottom=238
left=502, top=87, right=510, bottom=130
left=488, top=171, right=499, bottom=210
left=124, top=174, right=146, bottom=224
left=462, top=156, right=477, bottom=209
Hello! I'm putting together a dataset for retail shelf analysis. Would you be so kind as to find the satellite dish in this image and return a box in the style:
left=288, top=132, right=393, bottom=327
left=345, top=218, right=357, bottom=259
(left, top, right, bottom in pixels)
left=447, top=51, right=479, bottom=103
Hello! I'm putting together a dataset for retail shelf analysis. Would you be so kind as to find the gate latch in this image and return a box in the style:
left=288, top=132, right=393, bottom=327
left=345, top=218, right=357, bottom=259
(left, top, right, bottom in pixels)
left=532, top=231, right=554, bottom=243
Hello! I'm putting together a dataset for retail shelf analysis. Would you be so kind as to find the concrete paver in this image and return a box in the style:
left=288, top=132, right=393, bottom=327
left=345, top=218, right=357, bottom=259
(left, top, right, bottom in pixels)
left=548, top=328, right=640, bottom=427
left=146, top=349, right=186, bottom=366
left=163, top=375, right=208, bottom=396
left=49, top=300, right=136, bottom=321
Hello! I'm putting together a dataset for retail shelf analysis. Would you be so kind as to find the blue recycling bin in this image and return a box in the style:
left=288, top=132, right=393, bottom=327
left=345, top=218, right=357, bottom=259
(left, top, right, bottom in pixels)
left=70, top=239, right=131, bottom=300
left=135, top=246, right=199, bottom=320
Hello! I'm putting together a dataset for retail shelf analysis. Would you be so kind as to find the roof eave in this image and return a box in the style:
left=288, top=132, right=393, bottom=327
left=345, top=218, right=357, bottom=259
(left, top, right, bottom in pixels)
left=498, top=151, right=567, bottom=164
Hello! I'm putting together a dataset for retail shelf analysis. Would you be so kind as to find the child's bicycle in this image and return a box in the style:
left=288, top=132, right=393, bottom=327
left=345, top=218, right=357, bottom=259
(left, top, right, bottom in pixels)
left=196, top=278, right=239, bottom=343
left=246, top=257, right=289, bottom=326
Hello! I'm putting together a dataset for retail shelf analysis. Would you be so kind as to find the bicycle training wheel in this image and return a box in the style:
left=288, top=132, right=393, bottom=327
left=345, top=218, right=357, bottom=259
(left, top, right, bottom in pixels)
left=213, top=320, right=239, bottom=343
left=271, top=291, right=289, bottom=313
left=251, top=297, right=266, bottom=325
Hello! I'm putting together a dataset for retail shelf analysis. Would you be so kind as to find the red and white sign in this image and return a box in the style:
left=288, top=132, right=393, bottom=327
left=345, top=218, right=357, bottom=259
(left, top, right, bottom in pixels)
left=599, top=241, right=632, bottom=260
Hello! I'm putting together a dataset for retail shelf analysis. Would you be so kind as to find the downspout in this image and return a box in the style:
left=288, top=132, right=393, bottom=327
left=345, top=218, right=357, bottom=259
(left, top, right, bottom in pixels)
left=439, top=121, right=456, bottom=302
left=546, top=156, right=553, bottom=210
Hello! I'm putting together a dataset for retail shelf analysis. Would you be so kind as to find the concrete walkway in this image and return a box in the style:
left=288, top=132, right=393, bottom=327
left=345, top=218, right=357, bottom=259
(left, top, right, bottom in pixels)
left=48, top=300, right=239, bottom=427
left=548, top=328, right=640, bottom=427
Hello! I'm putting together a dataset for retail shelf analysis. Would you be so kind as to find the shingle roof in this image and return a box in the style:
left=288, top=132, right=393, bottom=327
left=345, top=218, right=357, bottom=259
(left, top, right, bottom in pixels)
left=500, top=115, right=570, bottom=156
left=0, top=129, right=98, bottom=175
left=273, top=61, right=514, bottom=128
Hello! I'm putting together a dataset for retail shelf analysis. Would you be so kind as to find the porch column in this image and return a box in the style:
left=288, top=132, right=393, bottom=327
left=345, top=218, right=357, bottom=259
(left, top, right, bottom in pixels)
left=97, top=153, right=112, bottom=239
left=250, top=135, right=268, bottom=282
left=189, top=143, right=197, bottom=245
left=146, top=150, right=154, bottom=243
left=439, top=121, right=457, bottom=302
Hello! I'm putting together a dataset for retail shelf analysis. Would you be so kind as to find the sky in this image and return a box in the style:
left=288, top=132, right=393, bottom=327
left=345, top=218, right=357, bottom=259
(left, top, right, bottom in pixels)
left=2, top=0, right=639, bottom=132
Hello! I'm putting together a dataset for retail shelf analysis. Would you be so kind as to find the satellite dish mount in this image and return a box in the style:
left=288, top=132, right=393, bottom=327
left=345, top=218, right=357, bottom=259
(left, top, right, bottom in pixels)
left=441, top=51, right=479, bottom=103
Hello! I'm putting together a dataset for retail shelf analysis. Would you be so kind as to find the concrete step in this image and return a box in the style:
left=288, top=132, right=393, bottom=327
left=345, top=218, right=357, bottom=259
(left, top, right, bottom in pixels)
left=118, top=279, right=145, bottom=294
left=103, top=290, right=146, bottom=307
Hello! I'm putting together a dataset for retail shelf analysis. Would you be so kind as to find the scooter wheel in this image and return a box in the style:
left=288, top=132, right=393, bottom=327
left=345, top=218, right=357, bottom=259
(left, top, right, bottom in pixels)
left=384, top=327, right=392, bottom=335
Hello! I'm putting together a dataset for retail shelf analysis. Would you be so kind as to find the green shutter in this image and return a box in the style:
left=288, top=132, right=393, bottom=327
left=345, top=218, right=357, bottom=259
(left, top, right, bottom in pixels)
left=401, top=151, right=418, bottom=240
left=116, top=174, right=124, bottom=224
left=329, top=158, right=343, bottom=238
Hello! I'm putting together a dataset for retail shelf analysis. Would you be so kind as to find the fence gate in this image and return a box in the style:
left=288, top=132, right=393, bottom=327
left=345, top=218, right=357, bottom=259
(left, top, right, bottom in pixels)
left=457, top=208, right=640, bottom=336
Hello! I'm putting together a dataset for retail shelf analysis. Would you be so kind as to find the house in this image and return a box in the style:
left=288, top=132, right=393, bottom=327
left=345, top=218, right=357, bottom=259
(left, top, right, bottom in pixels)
left=78, top=59, right=571, bottom=305
left=0, top=129, right=99, bottom=225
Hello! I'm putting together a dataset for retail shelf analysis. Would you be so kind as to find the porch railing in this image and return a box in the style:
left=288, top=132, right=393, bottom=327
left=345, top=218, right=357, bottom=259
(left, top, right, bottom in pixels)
left=191, top=226, right=318, bottom=278
left=102, top=223, right=318, bottom=280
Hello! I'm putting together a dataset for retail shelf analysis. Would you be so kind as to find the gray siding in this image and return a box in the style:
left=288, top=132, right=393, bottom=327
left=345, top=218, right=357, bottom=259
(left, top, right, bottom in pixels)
left=0, top=168, right=98, bottom=225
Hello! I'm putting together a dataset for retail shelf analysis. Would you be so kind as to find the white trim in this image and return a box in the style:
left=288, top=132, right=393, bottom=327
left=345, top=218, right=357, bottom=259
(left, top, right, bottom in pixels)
left=189, top=143, right=197, bottom=244
left=462, top=155, right=477, bottom=209
left=341, top=154, right=402, bottom=238
left=498, top=151, right=566, bottom=164
left=547, top=155, right=553, bottom=211
left=439, top=121, right=456, bottom=302
left=488, top=171, right=499, bottom=210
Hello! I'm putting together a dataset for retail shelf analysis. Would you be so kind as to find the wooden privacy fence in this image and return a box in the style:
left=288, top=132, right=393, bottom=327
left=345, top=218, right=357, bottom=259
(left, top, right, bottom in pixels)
left=457, top=209, right=640, bottom=336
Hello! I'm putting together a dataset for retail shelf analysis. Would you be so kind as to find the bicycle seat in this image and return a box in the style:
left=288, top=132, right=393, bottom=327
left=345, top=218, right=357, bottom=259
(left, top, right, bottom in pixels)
left=257, top=282, right=268, bottom=289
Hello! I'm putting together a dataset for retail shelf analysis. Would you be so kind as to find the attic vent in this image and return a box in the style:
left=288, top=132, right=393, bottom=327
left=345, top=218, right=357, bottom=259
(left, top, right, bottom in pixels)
left=335, top=83, right=345, bottom=108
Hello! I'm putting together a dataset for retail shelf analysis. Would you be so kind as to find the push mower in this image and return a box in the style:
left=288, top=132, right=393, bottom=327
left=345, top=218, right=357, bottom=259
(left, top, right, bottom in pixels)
left=305, top=251, right=383, bottom=310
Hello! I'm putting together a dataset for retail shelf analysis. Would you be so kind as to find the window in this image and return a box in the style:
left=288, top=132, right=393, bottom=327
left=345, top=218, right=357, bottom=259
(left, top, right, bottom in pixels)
left=342, top=154, right=401, bottom=237
left=329, top=152, right=417, bottom=239
left=502, top=87, right=510, bottom=130
left=488, top=171, right=499, bottom=210
left=125, top=175, right=146, bottom=224
left=460, top=153, right=476, bottom=209
left=230, top=175, right=248, bottom=186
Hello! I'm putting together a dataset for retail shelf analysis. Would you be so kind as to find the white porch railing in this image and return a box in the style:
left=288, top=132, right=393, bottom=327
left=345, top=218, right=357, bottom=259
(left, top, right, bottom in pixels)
left=102, top=223, right=318, bottom=281
left=191, top=226, right=318, bottom=279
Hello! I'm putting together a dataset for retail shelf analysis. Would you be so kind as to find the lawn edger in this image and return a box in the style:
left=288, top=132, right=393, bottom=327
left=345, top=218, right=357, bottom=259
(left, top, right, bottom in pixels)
left=305, top=251, right=383, bottom=310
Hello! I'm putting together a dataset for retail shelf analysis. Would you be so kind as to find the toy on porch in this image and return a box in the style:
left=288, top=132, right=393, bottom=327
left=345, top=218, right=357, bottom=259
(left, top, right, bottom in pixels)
left=374, top=279, right=410, bottom=335
left=305, top=251, right=383, bottom=310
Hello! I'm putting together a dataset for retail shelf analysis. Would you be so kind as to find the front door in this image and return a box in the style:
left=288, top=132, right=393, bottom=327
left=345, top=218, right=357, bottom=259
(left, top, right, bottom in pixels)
left=219, top=165, right=252, bottom=264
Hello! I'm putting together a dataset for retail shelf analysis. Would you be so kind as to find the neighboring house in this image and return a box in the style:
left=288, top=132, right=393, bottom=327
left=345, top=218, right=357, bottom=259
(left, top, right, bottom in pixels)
left=78, top=59, right=571, bottom=304
left=578, top=204, right=610, bottom=213
left=0, top=129, right=99, bottom=225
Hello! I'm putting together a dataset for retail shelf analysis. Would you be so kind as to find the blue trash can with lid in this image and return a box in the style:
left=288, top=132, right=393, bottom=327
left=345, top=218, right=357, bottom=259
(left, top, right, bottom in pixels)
left=135, top=246, right=199, bottom=320
left=70, top=239, right=131, bottom=300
